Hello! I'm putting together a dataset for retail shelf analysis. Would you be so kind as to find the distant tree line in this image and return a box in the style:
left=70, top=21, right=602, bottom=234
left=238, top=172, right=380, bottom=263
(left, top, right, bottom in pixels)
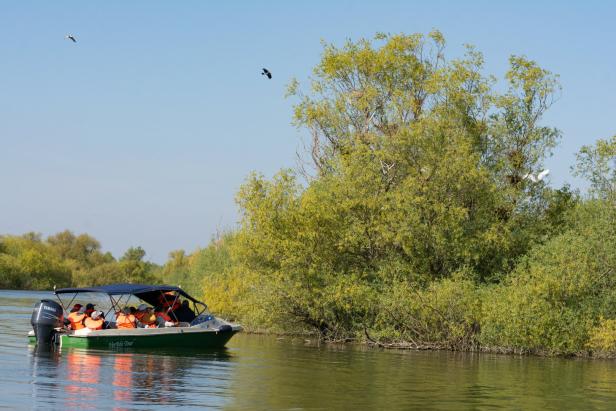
left=0, top=231, right=160, bottom=290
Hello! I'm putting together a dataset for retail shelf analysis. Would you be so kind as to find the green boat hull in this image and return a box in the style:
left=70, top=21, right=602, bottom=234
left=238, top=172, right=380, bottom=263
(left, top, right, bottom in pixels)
left=28, top=327, right=238, bottom=350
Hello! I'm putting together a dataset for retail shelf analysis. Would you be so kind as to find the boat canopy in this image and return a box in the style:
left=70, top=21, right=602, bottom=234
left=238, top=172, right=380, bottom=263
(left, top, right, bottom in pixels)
left=54, top=283, right=204, bottom=307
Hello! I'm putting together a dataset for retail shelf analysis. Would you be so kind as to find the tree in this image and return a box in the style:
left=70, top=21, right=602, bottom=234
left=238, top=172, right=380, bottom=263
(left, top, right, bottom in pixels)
left=116, top=246, right=160, bottom=284
left=231, top=31, right=566, bottom=339
left=121, top=246, right=146, bottom=262
left=573, top=135, right=616, bottom=200
left=47, top=230, right=104, bottom=268
left=162, top=249, right=192, bottom=290
left=0, top=235, right=71, bottom=289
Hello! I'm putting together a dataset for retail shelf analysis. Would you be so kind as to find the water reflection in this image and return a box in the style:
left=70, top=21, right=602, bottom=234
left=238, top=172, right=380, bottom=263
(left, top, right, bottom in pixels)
left=29, top=345, right=62, bottom=407
left=65, top=350, right=100, bottom=409
left=112, top=354, right=132, bottom=404
left=26, top=332, right=616, bottom=411
left=222, top=335, right=616, bottom=410
left=28, top=346, right=236, bottom=410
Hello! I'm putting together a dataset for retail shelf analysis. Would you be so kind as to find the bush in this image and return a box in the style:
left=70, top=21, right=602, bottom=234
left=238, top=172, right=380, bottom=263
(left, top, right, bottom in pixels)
left=371, top=273, right=481, bottom=349
left=479, top=201, right=616, bottom=355
left=587, top=318, right=616, bottom=355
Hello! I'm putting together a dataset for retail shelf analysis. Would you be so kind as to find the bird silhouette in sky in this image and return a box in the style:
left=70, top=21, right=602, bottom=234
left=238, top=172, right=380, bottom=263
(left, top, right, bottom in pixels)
left=261, top=68, right=272, bottom=79
left=65, top=34, right=77, bottom=43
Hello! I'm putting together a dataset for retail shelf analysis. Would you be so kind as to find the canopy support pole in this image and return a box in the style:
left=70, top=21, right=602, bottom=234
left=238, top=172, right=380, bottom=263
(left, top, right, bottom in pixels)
left=54, top=292, right=71, bottom=313
left=108, top=294, right=131, bottom=320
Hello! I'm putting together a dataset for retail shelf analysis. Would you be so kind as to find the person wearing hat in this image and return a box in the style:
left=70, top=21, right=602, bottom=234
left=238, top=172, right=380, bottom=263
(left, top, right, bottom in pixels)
left=84, top=303, right=96, bottom=317
left=84, top=310, right=104, bottom=330
left=67, top=304, right=86, bottom=330
left=135, top=304, right=157, bottom=328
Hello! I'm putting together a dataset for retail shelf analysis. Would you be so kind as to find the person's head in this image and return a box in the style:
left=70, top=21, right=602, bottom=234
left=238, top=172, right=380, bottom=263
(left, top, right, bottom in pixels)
left=85, top=303, right=96, bottom=311
left=182, top=300, right=189, bottom=308
left=91, top=311, right=103, bottom=320
left=70, top=303, right=83, bottom=313
left=137, top=304, right=150, bottom=312
left=129, top=306, right=137, bottom=314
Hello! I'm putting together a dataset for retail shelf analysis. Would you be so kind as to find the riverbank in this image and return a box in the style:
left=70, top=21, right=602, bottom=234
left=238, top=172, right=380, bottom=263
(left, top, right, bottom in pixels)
left=240, top=328, right=616, bottom=359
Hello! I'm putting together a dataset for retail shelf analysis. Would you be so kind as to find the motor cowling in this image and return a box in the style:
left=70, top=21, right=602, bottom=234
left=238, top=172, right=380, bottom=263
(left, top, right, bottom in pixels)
left=31, top=299, right=64, bottom=345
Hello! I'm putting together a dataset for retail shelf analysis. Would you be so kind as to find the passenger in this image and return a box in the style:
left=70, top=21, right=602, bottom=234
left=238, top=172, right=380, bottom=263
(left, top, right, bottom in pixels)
left=67, top=304, right=86, bottom=330
left=155, top=306, right=177, bottom=327
left=175, top=300, right=196, bottom=323
left=135, top=304, right=157, bottom=328
left=84, top=310, right=104, bottom=330
left=84, top=303, right=96, bottom=317
left=116, top=308, right=137, bottom=329
left=158, top=292, right=181, bottom=312
left=99, top=312, right=111, bottom=329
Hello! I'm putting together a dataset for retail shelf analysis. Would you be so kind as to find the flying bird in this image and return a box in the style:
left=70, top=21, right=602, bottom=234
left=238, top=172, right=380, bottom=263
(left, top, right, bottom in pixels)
left=261, top=68, right=272, bottom=79
left=65, top=34, right=77, bottom=43
left=523, top=169, right=550, bottom=183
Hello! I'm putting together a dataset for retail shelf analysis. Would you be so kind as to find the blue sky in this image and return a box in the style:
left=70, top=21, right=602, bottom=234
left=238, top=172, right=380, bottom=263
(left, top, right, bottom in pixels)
left=1, top=1, right=614, bottom=263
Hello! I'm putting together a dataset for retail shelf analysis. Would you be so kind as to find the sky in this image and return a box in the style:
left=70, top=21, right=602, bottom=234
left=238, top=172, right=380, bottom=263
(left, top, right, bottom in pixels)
left=1, top=1, right=615, bottom=263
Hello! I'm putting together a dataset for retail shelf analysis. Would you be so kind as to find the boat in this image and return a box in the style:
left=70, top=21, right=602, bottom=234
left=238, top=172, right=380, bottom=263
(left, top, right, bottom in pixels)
left=28, top=283, right=241, bottom=349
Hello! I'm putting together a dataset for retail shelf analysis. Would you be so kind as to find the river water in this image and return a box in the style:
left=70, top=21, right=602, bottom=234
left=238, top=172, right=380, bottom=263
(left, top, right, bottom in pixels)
left=2, top=290, right=616, bottom=410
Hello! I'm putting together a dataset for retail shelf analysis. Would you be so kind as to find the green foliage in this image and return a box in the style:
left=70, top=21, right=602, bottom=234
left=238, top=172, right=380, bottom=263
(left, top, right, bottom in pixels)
left=587, top=318, right=616, bottom=354
left=0, top=235, right=72, bottom=289
left=161, top=249, right=192, bottom=289
left=157, top=232, right=278, bottom=330
left=372, top=272, right=481, bottom=349
left=480, top=200, right=616, bottom=355
left=0, top=231, right=161, bottom=290
left=121, top=246, right=146, bottom=262
left=47, top=230, right=106, bottom=268
left=220, top=31, right=570, bottom=342
left=573, top=135, right=616, bottom=200
left=184, top=32, right=614, bottom=357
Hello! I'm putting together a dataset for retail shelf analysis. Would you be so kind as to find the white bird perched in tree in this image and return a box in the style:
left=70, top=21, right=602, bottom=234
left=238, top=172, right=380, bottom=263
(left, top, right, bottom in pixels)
left=65, top=34, right=77, bottom=43
left=523, top=169, right=550, bottom=183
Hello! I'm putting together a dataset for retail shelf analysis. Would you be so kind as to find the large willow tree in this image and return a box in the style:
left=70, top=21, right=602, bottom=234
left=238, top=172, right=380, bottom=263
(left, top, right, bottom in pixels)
left=231, top=32, right=571, bottom=339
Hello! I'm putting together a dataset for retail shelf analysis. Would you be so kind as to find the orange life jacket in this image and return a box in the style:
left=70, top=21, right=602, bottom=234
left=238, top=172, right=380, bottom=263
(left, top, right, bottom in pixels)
left=135, top=311, right=157, bottom=327
left=156, top=311, right=171, bottom=321
left=116, top=313, right=136, bottom=329
left=84, top=317, right=104, bottom=330
left=68, top=312, right=86, bottom=330
left=156, top=311, right=177, bottom=325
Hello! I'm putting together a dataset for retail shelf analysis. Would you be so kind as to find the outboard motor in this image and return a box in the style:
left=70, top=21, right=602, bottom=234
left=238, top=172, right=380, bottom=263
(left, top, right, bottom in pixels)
left=31, top=299, right=64, bottom=345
